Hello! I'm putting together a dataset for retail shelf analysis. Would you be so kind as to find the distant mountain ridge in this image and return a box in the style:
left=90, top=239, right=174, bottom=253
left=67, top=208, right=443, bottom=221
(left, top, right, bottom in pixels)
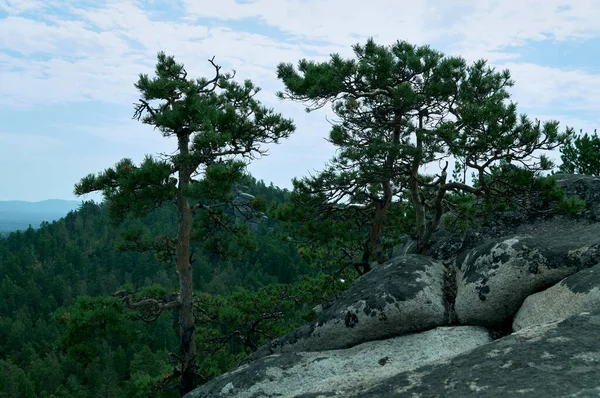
left=0, top=199, right=82, bottom=233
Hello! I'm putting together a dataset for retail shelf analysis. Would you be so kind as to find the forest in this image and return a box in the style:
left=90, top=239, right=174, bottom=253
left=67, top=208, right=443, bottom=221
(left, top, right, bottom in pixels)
left=0, top=176, right=334, bottom=397
left=1, top=38, right=599, bottom=397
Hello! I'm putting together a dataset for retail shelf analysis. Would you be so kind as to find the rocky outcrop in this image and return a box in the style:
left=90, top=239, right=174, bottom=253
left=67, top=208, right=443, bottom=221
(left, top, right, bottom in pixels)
left=354, top=311, right=600, bottom=397
left=513, top=263, right=600, bottom=331
left=185, top=174, right=600, bottom=398
left=188, top=326, right=491, bottom=398
left=455, top=223, right=600, bottom=327
left=426, top=173, right=600, bottom=262
left=245, top=255, right=448, bottom=363
left=553, top=173, right=600, bottom=222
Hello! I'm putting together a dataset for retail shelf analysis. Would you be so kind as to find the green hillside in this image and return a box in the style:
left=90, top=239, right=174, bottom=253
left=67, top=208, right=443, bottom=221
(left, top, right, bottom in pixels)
left=0, top=176, right=329, bottom=397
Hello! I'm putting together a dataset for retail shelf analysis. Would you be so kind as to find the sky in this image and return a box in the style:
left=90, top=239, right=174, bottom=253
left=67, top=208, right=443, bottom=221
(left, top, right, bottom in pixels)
left=1, top=0, right=599, bottom=202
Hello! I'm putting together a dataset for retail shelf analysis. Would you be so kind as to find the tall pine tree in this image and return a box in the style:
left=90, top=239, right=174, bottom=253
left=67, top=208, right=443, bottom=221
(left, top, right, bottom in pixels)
left=75, top=52, right=295, bottom=395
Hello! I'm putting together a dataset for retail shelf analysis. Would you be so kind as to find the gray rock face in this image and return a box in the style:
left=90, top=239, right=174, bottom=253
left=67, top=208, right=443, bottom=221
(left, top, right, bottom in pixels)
left=245, top=255, right=448, bottom=363
left=426, top=174, right=600, bottom=262
left=455, top=223, right=600, bottom=327
left=354, top=312, right=600, bottom=398
left=388, top=236, right=418, bottom=258
left=186, top=175, right=600, bottom=398
left=514, top=264, right=600, bottom=331
left=185, top=326, right=492, bottom=398
left=553, top=173, right=600, bottom=222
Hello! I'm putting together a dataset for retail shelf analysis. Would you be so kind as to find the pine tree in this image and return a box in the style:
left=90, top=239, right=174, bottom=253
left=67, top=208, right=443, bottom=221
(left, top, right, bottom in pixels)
left=75, top=52, right=295, bottom=395
left=559, top=129, right=600, bottom=176
left=277, top=38, right=572, bottom=255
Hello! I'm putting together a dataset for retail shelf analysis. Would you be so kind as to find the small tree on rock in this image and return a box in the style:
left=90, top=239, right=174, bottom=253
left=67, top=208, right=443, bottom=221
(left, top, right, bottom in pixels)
left=75, top=52, right=295, bottom=395
left=277, top=38, right=573, bottom=256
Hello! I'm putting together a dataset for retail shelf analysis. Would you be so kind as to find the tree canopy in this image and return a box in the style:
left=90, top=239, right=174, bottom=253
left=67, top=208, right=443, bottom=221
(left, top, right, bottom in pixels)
left=276, top=38, right=574, bottom=257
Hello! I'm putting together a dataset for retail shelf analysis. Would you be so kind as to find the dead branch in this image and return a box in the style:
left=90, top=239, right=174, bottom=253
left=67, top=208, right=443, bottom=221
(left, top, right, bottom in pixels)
left=113, top=290, right=180, bottom=322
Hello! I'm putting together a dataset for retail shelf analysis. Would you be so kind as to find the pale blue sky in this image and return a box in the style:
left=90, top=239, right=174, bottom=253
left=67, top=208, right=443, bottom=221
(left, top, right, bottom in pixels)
left=1, top=0, right=599, bottom=201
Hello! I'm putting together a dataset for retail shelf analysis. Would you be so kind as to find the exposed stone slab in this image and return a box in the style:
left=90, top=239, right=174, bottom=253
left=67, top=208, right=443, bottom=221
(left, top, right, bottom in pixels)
left=514, top=264, right=600, bottom=331
left=185, top=326, right=492, bottom=398
left=355, top=312, right=600, bottom=397
left=184, top=175, right=600, bottom=398
left=455, top=225, right=600, bottom=327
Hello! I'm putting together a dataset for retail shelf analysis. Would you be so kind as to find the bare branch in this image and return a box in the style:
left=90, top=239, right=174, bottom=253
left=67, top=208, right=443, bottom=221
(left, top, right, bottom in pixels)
left=112, top=290, right=180, bottom=323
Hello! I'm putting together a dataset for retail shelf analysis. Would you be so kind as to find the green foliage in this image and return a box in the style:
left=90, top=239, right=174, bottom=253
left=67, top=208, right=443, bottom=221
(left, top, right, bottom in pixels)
left=273, top=190, right=368, bottom=274
left=74, top=52, right=296, bottom=259
left=138, top=284, right=170, bottom=300
left=478, top=164, right=585, bottom=216
left=0, top=359, right=36, bottom=398
left=4, top=41, right=589, bottom=397
left=0, top=174, right=310, bottom=397
left=559, top=129, right=600, bottom=176
left=534, top=175, right=585, bottom=215
left=76, top=156, right=176, bottom=227
left=441, top=165, right=585, bottom=233
left=55, top=296, right=136, bottom=366
left=438, top=192, right=479, bottom=234
left=193, top=273, right=344, bottom=380
left=277, top=37, right=573, bottom=255
left=184, top=160, right=243, bottom=201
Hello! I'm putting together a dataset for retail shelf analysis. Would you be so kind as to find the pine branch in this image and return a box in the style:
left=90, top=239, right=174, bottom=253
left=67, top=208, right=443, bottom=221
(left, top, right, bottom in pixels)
left=112, top=290, right=180, bottom=323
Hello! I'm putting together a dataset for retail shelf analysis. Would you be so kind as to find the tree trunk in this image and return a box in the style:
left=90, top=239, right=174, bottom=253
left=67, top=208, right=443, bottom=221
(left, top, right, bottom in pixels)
left=176, top=134, right=196, bottom=396
left=177, top=197, right=195, bottom=395
left=411, top=114, right=428, bottom=255
left=369, top=180, right=393, bottom=264
left=411, top=191, right=428, bottom=255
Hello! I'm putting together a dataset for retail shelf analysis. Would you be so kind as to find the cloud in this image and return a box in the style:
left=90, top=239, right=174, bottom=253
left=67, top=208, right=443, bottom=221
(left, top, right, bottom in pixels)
left=1, top=0, right=600, bottom=200
left=0, top=2, right=337, bottom=108
left=2, top=0, right=599, bottom=111
left=71, top=120, right=174, bottom=151
left=0, top=0, right=46, bottom=15
left=447, top=0, right=600, bottom=54
left=180, top=0, right=439, bottom=46
left=503, top=62, right=600, bottom=112
left=0, top=131, right=62, bottom=150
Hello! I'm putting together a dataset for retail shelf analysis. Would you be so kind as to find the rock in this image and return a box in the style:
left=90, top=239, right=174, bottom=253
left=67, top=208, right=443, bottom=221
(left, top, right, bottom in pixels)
left=553, top=173, right=600, bottom=222
left=185, top=175, right=600, bottom=398
left=184, top=326, right=492, bottom=398
left=426, top=174, right=600, bottom=262
left=354, top=311, right=600, bottom=397
left=245, top=255, right=449, bottom=363
left=514, top=264, right=600, bottom=331
left=455, top=223, right=600, bottom=327
left=387, top=235, right=418, bottom=258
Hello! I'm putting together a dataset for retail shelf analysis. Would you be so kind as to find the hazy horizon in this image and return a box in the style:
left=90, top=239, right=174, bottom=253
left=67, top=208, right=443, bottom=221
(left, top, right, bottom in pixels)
left=0, top=198, right=83, bottom=232
left=0, top=199, right=83, bottom=203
